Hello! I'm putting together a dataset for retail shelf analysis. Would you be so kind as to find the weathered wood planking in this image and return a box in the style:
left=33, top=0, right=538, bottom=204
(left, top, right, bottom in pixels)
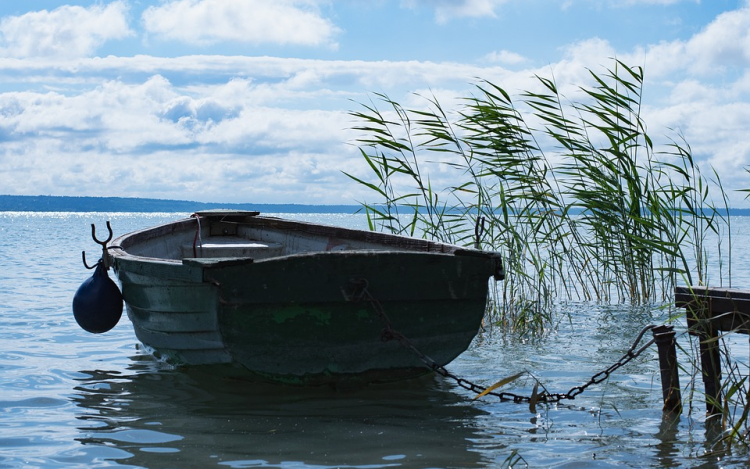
left=675, top=285, right=750, bottom=414
left=675, top=286, right=750, bottom=334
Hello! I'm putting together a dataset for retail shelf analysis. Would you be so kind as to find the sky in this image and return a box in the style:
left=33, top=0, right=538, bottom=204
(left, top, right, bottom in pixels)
left=1, top=0, right=749, bottom=207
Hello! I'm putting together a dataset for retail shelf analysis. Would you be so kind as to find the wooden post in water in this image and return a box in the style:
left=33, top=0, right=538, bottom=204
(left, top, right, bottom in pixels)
left=697, top=318, right=723, bottom=415
left=676, top=287, right=723, bottom=414
left=652, top=325, right=682, bottom=414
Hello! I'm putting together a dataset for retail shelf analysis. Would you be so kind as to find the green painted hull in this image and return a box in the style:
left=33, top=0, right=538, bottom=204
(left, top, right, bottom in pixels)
left=110, top=213, right=502, bottom=385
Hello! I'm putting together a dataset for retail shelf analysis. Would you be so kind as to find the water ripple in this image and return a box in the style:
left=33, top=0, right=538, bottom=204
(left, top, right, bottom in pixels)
left=0, top=212, right=749, bottom=468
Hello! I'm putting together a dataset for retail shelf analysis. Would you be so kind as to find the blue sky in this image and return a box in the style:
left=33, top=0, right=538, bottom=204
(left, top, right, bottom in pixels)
left=1, top=0, right=749, bottom=206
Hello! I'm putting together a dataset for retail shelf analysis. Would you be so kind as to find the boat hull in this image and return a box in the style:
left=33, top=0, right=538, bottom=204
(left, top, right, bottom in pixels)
left=110, top=214, right=501, bottom=385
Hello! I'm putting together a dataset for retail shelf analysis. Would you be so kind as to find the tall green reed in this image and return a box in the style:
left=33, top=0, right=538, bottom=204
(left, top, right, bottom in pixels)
left=348, top=60, right=728, bottom=330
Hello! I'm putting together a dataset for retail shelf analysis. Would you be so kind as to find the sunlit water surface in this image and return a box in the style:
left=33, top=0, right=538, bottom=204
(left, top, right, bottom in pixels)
left=1, top=212, right=749, bottom=468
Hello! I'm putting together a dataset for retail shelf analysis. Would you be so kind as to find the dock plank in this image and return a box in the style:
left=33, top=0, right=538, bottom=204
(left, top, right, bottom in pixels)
left=675, top=286, right=750, bottom=334
left=674, top=285, right=750, bottom=414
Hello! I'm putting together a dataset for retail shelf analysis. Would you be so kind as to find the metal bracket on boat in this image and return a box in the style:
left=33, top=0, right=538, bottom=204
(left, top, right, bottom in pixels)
left=82, top=221, right=113, bottom=270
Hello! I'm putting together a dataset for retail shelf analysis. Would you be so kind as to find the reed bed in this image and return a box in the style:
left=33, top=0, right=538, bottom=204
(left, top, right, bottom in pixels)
left=348, top=60, right=725, bottom=324
left=348, top=59, right=748, bottom=445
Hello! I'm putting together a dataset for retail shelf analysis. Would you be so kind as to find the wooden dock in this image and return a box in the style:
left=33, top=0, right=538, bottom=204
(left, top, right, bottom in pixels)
left=675, top=286, right=750, bottom=414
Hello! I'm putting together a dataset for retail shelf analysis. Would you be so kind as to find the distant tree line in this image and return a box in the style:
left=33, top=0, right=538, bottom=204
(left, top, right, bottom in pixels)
left=0, top=195, right=360, bottom=214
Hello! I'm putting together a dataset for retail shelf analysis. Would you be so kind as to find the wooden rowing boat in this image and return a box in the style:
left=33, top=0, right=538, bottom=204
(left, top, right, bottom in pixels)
left=105, top=210, right=504, bottom=385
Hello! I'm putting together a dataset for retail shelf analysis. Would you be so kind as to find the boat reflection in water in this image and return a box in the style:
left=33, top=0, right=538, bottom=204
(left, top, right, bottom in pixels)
left=71, top=356, right=488, bottom=468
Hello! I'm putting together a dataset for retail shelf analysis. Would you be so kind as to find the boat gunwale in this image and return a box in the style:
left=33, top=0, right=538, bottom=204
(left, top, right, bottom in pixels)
left=107, top=214, right=499, bottom=265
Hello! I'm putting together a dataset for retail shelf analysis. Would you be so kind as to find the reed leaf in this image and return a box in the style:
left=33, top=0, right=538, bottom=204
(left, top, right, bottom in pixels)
left=473, top=372, right=526, bottom=400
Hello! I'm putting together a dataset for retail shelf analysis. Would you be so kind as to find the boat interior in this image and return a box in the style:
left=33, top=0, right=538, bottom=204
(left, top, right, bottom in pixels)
left=116, top=211, right=445, bottom=262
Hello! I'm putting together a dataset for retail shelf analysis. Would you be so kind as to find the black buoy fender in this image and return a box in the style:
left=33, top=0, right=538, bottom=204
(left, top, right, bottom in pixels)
left=72, top=261, right=123, bottom=333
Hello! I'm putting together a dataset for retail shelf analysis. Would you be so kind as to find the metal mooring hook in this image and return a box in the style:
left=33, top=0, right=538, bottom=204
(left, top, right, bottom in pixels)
left=82, top=221, right=114, bottom=270
left=92, top=221, right=113, bottom=247
left=81, top=251, right=102, bottom=270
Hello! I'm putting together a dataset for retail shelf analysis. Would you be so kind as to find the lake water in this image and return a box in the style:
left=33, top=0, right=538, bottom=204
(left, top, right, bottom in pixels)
left=1, top=212, right=749, bottom=468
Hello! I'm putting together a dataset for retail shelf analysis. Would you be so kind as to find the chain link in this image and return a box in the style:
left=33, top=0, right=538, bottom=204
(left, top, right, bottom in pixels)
left=349, top=279, right=657, bottom=404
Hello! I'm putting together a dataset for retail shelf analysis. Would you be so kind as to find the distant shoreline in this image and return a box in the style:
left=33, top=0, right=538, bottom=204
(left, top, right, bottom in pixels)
left=0, top=195, right=361, bottom=214
left=3, top=195, right=750, bottom=216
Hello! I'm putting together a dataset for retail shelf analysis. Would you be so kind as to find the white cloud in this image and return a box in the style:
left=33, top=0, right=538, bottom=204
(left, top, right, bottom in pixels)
left=0, top=72, right=362, bottom=203
left=400, top=0, right=509, bottom=23
left=141, top=0, right=340, bottom=47
left=0, top=2, right=132, bottom=59
left=560, top=37, right=618, bottom=64
left=483, top=50, right=528, bottom=65
left=539, top=38, right=620, bottom=95
left=685, top=6, right=750, bottom=75
left=400, top=0, right=699, bottom=23
left=1, top=1, right=749, bottom=206
left=433, top=0, right=506, bottom=23
left=610, top=0, right=698, bottom=5
left=641, top=77, right=750, bottom=195
left=0, top=55, right=512, bottom=99
left=623, top=5, right=750, bottom=78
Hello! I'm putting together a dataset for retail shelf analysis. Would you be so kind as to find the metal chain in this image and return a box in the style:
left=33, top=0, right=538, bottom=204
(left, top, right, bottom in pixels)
left=348, top=279, right=657, bottom=404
